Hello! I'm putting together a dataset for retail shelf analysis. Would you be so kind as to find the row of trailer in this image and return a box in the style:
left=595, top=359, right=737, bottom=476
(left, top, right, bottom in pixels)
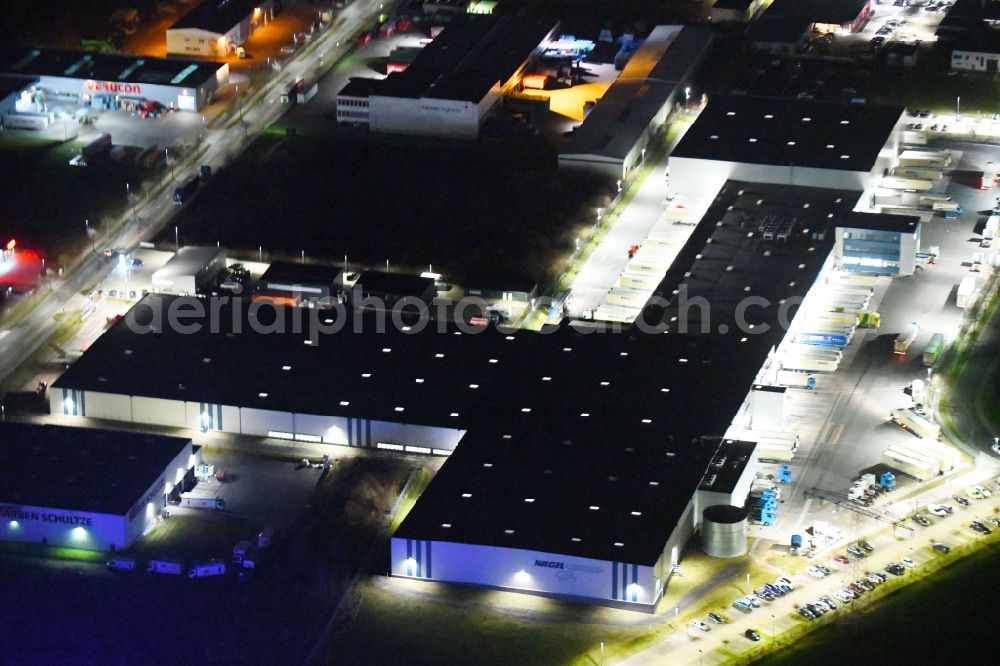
left=730, top=429, right=800, bottom=463
left=882, top=415, right=962, bottom=482
left=778, top=272, right=879, bottom=376
left=591, top=206, right=703, bottom=324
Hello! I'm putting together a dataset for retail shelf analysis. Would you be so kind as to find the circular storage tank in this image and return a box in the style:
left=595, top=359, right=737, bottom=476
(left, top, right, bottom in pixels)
left=702, top=505, right=749, bottom=558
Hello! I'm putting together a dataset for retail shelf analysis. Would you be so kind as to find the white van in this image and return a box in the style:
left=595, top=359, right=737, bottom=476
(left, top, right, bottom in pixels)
left=188, top=560, right=226, bottom=578
left=106, top=556, right=136, bottom=571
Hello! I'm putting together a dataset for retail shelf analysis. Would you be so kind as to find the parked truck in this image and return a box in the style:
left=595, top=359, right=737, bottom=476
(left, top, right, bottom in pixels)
left=188, top=560, right=226, bottom=578
left=893, top=321, right=919, bottom=356
left=890, top=407, right=941, bottom=440
left=956, top=276, right=977, bottom=309
left=106, top=556, right=136, bottom=571
left=180, top=494, right=225, bottom=510
left=898, top=150, right=952, bottom=168
left=147, top=559, right=183, bottom=575
left=980, top=161, right=997, bottom=190
left=982, top=215, right=998, bottom=248
left=881, top=451, right=935, bottom=482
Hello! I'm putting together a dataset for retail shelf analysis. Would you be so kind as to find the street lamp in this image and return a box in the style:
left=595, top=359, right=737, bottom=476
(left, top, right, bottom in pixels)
left=175, top=225, right=179, bottom=251
left=685, top=86, right=691, bottom=110
left=746, top=572, right=751, bottom=593
left=956, top=96, right=961, bottom=121
left=165, top=147, right=174, bottom=181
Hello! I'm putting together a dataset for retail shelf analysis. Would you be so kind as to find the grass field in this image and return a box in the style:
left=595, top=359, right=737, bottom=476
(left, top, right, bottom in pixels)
left=160, top=132, right=612, bottom=288
left=0, top=132, right=152, bottom=268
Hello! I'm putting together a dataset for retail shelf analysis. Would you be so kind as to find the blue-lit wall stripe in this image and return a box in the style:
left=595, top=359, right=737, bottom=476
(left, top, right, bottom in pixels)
left=347, top=417, right=353, bottom=446
left=80, top=390, right=85, bottom=417
left=425, top=541, right=432, bottom=578
left=217, top=403, right=223, bottom=430
left=632, top=564, right=639, bottom=601
left=365, top=419, right=371, bottom=447
left=611, top=560, right=618, bottom=600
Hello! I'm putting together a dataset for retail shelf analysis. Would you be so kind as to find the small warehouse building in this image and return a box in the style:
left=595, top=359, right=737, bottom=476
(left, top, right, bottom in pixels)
left=336, top=14, right=558, bottom=138
left=255, top=260, right=342, bottom=306
left=834, top=212, right=920, bottom=276
left=167, top=0, right=275, bottom=57
left=745, top=0, right=872, bottom=54
left=0, top=46, right=228, bottom=112
left=461, top=269, right=538, bottom=304
left=558, top=25, right=714, bottom=179
left=351, top=271, right=437, bottom=308
left=668, top=95, right=904, bottom=197
left=711, top=0, right=767, bottom=24
left=0, top=423, right=196, bottom=552
left=152, top=246, right=227, bottom=295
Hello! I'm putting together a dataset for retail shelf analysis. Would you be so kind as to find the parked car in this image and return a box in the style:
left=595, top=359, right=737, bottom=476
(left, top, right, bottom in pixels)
left=866, top=574, right=883, bottom=586
left=835, top=589, right=854, bottom=603
left=707, top=612, right=725, bottom=624
left=856, top=579, right=874, bottom=592
left=806, top=565, right=826, bottom=579
left=912, top=514, right=931, bottom=527
left=816, top=565, right=831, bottom=576
left=859, top=540, right=874, bottom=552
left=744, top=595, right=762, bottom=608
left=847, top=545, right=866, bottom=558
left=745, top=628, right=762, bottom=641
left=886, top=563, right=906, bottom=576
left=849, top=583, right=865, bottom=595
left=819, top=595, right=838, bottom=609
left=689, top=620, right=711, bottom=632
left=733, top=600, right=752, bottom=613
left=900, top=557, right=916, bottom=569
left=798, top=607, right=816, bottom=620
left=973, top=484, right=992, bottom=498
left=970, top=521, right=992, bottom=535
left=932, top=542, right=951, bottom=554
left=806, top=603, right=825, bottom=615
left=833, top=554, right=850, bottom=565
left=955, top=496, right=972, bottom=507
left=927, top=504, right=950, bottom=517
left=870, top=571, right=888, bottom=582
left=776, top=576, right=795, bottom=589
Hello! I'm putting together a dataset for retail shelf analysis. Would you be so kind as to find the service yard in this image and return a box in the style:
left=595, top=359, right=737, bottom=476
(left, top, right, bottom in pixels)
left=0, top=450, right=417, bottom=665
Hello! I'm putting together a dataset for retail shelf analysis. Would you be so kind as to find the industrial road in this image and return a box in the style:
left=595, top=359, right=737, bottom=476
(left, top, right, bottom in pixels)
left=618, top=469, right=1000, bottom=665
left=0, top=0, right=390, bottom=390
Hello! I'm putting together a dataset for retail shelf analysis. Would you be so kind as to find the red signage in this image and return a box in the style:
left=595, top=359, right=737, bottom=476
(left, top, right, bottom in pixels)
left=84, top=80, right=142, bottom=95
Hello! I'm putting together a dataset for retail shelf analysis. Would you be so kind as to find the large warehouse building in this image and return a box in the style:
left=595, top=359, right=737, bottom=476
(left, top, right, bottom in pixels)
left=167, top=0, right=275, bottom=57
left=50, top=175, right=855, bottom=608
left=336, top=14, right=558, bottom=138
left=668, top=95, right=904, bottom=197
left=558, top=25, right=714, bottom=179
left=0, top=423, right=196, bottom=552
left=0, top=46, right=228, bottom=112
left=745, top=0, right=873, bottom=54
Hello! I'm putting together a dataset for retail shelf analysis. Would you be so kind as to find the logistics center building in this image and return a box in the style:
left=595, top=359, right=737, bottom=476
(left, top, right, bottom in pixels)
left=50, top=173, right=858, bottom=608
left=0, top=423, right=197, bottom=552
left=0, top=46, right=228, bottom=112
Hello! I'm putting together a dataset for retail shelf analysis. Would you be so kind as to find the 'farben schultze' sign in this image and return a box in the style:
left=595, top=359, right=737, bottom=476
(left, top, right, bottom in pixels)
left=0, top=505, right=94, bottom=526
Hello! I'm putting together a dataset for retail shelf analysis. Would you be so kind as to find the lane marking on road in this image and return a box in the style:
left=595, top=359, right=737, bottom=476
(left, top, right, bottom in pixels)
left=826, top=423, right=845, bottom=447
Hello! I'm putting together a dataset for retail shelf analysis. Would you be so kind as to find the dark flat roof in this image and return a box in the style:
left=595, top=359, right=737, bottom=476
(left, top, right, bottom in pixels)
left=713, top=0, right=756, bottom=11
left=399, top=182, right=839, bottom=564
left=461, top=269, right=537, bottom=294
left=0, top=74, right=36, bottom=99
left=747, top=0, right=871, bottom=43
left=350, top=14, right=556, bottom=103
left=170, top=0, right=264, bottom=34
left=837, top=211, right=919, bottom=234
left=355, top=271, right=435, bottom=298
left=55, top=181, right=840, bottom=563
left=700, top=440, right=756, bottom=495
left=0, top=423, right=190, bottom=515
left=54, top=300, right=525, bottom=430
left=259, top=261, right=341, bottom=288
left=670, top=94, right=903, bottom=173
left=0, top=46, right=224, bottom=89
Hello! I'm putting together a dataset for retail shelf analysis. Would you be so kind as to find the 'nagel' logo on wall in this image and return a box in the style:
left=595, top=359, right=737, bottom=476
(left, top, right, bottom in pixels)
left=85, top=80, right=142, bottom=95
